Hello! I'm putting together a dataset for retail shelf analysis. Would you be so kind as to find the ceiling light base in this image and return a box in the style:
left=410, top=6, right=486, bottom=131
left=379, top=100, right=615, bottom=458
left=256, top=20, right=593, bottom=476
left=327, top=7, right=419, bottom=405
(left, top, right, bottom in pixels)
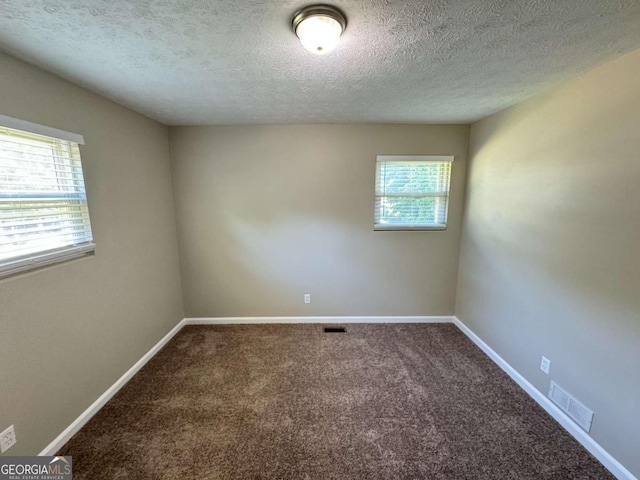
left=292, top=5, right=347, bottom=33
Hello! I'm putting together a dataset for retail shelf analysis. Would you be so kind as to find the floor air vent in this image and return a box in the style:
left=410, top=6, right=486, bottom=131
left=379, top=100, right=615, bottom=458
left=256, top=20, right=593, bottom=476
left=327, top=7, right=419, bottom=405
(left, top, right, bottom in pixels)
left=548, top=381, right=594, bottom=432
left=324, top=327, right=346, bottom=333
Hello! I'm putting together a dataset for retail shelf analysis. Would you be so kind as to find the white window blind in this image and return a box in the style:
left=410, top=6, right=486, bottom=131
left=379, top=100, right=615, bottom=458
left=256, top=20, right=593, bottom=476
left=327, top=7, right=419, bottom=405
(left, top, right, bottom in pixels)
left=374, top=155, right=454, bottom=230
left=0, top=117, right=94, bottom=278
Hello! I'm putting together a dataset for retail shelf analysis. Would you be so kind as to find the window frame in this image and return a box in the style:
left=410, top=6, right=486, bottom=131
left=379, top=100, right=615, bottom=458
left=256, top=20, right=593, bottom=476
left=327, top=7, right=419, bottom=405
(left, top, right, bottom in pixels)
left=374, top=155, right=454, bottom=232
left=0, top=114, right=94, bottom=278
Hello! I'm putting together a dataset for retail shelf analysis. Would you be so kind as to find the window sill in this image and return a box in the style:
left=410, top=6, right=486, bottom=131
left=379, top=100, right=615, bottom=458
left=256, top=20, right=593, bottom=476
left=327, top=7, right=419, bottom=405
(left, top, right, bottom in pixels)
left=374, top=225, right=447, bottom=231
left=0, top=243, right=95, bottom=279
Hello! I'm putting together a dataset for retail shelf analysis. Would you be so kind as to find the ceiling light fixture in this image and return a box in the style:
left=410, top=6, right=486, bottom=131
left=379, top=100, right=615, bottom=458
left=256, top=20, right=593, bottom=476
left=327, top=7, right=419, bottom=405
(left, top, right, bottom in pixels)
left=292, top=5, right=347, bottom=55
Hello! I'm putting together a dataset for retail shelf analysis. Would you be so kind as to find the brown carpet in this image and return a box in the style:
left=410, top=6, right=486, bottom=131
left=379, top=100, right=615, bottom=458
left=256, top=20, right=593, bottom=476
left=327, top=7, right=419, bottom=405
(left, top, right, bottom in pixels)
left=58, top=324, right=613, bottom=479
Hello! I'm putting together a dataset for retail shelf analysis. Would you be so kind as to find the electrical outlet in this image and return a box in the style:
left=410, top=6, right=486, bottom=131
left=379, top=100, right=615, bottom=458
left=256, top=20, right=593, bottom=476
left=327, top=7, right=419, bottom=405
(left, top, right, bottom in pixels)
left=304, top=294, right=311, bottom=304
left=540, top=356, right=551, bottom=375
left=0, top=425, right=16, bottom=453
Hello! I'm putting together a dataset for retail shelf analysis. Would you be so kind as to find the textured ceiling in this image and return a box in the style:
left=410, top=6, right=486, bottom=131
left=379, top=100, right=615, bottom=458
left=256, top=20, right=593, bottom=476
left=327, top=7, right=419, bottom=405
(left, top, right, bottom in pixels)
left=0, top=0, right=640, bottom=125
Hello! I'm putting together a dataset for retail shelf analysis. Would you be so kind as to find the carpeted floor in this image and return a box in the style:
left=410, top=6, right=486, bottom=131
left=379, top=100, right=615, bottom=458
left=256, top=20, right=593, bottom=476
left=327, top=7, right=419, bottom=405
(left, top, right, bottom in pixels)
left=58, top=324, right=613, bottom=479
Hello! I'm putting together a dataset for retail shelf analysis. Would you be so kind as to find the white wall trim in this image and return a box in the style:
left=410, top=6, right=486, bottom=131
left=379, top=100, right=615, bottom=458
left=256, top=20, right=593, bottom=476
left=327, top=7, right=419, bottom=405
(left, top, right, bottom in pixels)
left=42, top=314, right=633, bottom=480
left=38, top=315, right=450, bottom=455
left=39, top=319, right=187, bottom=456
left=184, top=316, right=453, bottom=325
left=452, top=316, right=636, bottom=480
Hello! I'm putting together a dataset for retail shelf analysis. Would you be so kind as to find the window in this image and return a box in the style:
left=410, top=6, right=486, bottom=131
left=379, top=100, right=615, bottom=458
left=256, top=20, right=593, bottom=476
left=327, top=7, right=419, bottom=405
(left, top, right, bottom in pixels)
left=374, top=155, right=454, bottom=230
left=0, top=115, right=94, bottom=278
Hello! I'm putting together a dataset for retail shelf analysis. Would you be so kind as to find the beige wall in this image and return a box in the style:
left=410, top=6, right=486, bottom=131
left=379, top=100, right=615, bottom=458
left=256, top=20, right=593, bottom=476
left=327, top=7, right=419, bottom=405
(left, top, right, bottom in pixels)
left=456, top=48, right=640, bottom=476
left=169, top=124, right=469, bottom=317
left=0, top=52, right=184, bottom=455
left=5, top=36, right=636, bottom=475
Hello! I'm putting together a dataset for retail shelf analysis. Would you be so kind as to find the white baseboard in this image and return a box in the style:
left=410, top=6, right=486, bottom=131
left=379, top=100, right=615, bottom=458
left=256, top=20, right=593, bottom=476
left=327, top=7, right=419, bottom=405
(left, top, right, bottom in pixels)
left=42, top=314, right=632, bottom=479
left=38, top=315, right=450, bottom=455
left=452, top=316, right=636, bottom=480
left=184, top=316, right=453, bottom=325
left=39, top=319, right=187, bottom=456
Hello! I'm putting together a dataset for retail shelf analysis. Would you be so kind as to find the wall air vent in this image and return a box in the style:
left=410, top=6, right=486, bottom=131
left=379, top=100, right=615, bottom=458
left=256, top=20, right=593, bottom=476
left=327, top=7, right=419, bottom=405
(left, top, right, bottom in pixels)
left=548, top=381, right=594, bottom=433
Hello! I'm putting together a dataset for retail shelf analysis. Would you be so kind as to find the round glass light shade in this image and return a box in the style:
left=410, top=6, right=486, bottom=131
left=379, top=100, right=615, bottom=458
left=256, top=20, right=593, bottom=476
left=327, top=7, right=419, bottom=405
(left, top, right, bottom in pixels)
left=295, top=14, right=344, bottom=55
